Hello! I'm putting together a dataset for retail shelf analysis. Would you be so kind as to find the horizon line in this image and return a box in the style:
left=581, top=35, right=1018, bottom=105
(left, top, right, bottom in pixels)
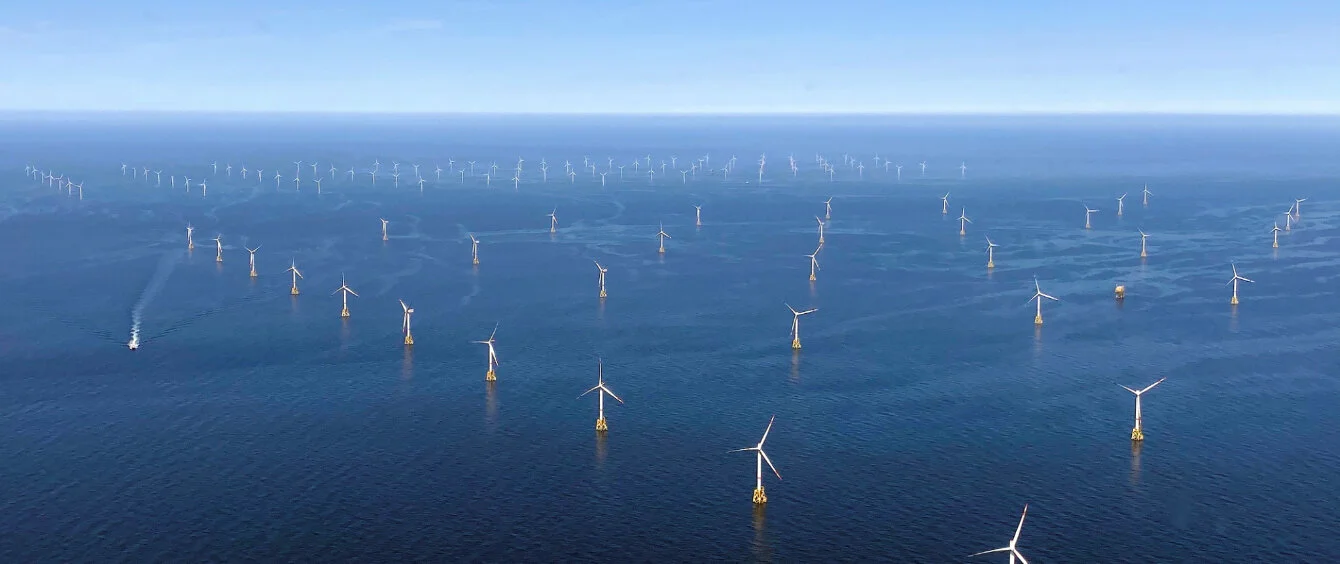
left=3, top=109, right=1340, bottom=118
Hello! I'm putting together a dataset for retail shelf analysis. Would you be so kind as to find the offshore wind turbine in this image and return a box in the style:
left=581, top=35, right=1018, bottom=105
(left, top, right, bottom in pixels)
left=1284, top=206, right=1293, bottom=231
left=314, top=178, right=322, bottom=194
left=213, top=235, right=224, bottom=262
left=246, top=245, right=261, bottom=278
left=958, top=208, right=972, bottom=236
left=825, top=197, right=833, bottom=219
left=399, top=300, right=415, bottom=345
left=694, top=205, right=702, bottom=227
left=806, top=243, right=822, bottom=281
left=729, top=415, right=782, bottom=505
left=186, top=223, right=195, bottom=250
left=969, top=505, right=1031, bottom=563
left=986, top=236, right=999, bottom=269
left=1228, top=263, right=1253, bottom=305
left=1028, top=277, right=1059, bottom=325
left=473, top=324, right=500, bottom=381
left=1121, top=378, right=1166, bottom=441
left=1142, top=184, right=1152, bottom=206
left=919, top=160, right=927, bottom=175
left=380, top=218, right=389, bottom=241
left=1294, top=198, right=1306, bottom=219
left=470, top=233, right=480, bottom=265
left=285, top=259, right=303, bottom=295
left=1117, top=193, right=1127, bottom=216
left=816, top=216, right=826, bottom=244
left=786, top=303, right=817, bottom=349
left=333, top=275, right=358, bottom=318
left=199, top=180, right=207, bottom=196
left=548, top=209, right=559, bottom=233
left=1272, top=222, right=1282, bottom=248
left=896, top=163, right=903, bottom=180
left=941, top=192, right=950, bottom=214
left=656, top=223, right=671, bottom=254
left=594, top=260, right=608, bottom=298
left=1139, top=229, right=1150, bottom=258
left=580, top=358, right=624, bottom=431
left=330, top=164, right=338, bottom=180
left=960, top=162, right=967, bottom=178
left=1084, top=205, right=1099, bottom=229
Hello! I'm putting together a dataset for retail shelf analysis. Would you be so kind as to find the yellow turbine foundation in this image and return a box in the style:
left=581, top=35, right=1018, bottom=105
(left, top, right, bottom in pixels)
left=250, top=269, right=257, bottom=278
left=1273, top=240, right=1279, bottom=249
left=595, top=417, right=608, bottom=432
left=659, top=246, right=665, bottom=254
left=291, top=287, right=300, bottom=296
left=599, top=288, right=607, bottom=298
left=987, top=260, right=994, bottom=269
left=791, top=338, right=802, bottom=350
left=404, top=334, right=414, bottom=346
left=1131, top=427, right=1144, bottom=441
left=809, top=273, right=816, bottom=281
left=752, top=486, right=767, bottom=505
left=188, top=243, right=194, bottom=250
left=1114, top=285, right=1125, bottom=300
left=1034, top=314, right=1044, bottom=325
left=1231, top=295, right=1239, bottom=305
left=1141, top=249, right=1147, bottom=258
left=473, top=257, right=479, bottom=265
left=959, top=227, right=965, bottom=236
left=486, top=369, right=496, bottom=382
left=340, top=307, right=350, bottom=318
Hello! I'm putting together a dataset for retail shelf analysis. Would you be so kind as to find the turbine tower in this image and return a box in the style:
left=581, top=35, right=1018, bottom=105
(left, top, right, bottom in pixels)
left=333, top=275, right=358, bottom=318
left=729, top=416, right=781, bottom=505
left=786, top=303, right=817, bottom=349
left=1121, top=378, right=1166, bottom=441
left=580, top=358, right=624, bottom=432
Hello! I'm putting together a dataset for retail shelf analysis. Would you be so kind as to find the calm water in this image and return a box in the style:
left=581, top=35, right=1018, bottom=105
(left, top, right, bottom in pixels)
left=2, top=115, right=1339, bottom=562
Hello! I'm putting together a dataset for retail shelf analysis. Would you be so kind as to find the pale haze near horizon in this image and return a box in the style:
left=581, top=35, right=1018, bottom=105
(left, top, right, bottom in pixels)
left=2, top=0, right=1338, bottom=114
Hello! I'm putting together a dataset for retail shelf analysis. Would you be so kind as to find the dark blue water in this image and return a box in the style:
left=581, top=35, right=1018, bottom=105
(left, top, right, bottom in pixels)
left=3, top=115, right=1339, bottom=561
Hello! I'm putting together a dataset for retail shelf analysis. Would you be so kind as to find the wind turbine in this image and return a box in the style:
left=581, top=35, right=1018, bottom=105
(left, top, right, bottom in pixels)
left=1084, top=205, right=1099, bottom=229
left=511, top=174, right=519, bottom=191
left=1028, top=277, right=1059, bottom=325
left=186, top=224, right=195, bottom=250
left=656, top=223, right=671, bottom=254
left=246, top=245, right=261, bottom=278
left=434, top=163, right=443, bottom=182
left=1228, top=263, right=1253, bottom=305
left=786, top=303, right=818, bottom=349
left=470, top=233, right=480, bottom=265
left=1294, top=198, right=1306, bottom=219
left=330, top=164, right=338, bottom=180
left=1121, top=378, right=1166, bottom=441
left=1284, top=206, right=1293, bottom=231
left=473, top=324, right=500, bottom=381
left=986, top=236, right=999, bottom=269
left=399, top=300, right=415, bottom=345
left=211, top=161, right=218, bottom=175
left=419, top=177, right=427, bottom=192
left=806, top=243, right=822, bottom=281
left=1142, top=184, right=1152, bottom=206
left=1139, top=229, right=1149, bottom=258
left=919, top=160, right=927, bottom=175
left=599, top=171, right=607, bottom=186
left=286, top=259, right=303, bottom=295
left=333, top=275, right=358, bottom=318
left=958, top=208, right=972, bottom=236
left=274, top=171, right=282, bottom=189
left=730, top=415, right=782, bottom=505
left=580, top=358, right=624, bottom=432
left=816, top=216, right=826, bottom=244
left=941, top=192, right=950, bottom=214
left=594, top=260, right=608, bottom=298
left=1117, top=193, right=1127, bottom=216
left=315, top=178, right=322, bottom=194
left=1272, top=222, right=1282, bottom=248
left=212, top=235, right=224, bottom=263
left=960, top=162, right=967, bottom=178
left=694, top=205, right=703, bottom=227
left=825, top=197, right=833, bottom=219
left=380, top=218, right=389, bottom=241
left=199, top=180, right=208, bottom=197
left=548, top=209, right=559, bottom=233
left=293, top=160, right=302, bottom=180
left=896, top=163, right=902, bottom=180
left=969, top=505, right=1031, bottom=564
left=226, top=163, right=232, bottom=177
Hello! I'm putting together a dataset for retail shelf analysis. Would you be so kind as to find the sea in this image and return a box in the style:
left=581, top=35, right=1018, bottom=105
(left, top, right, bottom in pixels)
left=1, top=113, right=1338, bottom=562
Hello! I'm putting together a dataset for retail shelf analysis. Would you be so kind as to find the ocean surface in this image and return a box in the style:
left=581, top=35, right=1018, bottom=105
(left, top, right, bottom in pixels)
left=2, top=114, right=1339, bottom=562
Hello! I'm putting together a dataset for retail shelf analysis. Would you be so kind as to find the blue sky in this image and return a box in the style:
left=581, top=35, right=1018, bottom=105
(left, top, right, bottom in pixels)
left=2, top=0, right=1338, bottom=113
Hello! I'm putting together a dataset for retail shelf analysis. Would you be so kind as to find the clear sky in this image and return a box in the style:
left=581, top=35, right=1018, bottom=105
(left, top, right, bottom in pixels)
left=3, top=0, right=1339, bottom=114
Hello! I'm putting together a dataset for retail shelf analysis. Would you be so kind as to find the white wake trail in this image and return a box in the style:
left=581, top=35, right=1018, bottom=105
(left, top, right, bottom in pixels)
left=129, top=249, right=182, bottom=348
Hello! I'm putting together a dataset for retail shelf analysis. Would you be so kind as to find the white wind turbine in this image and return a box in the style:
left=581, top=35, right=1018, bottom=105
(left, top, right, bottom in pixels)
left=1284, top=205, right=1293, bottom=231
left=213, top=235, right=224, bottom=263
left=470, top=233, right=480, bottom=265
left=1228, top=262, right=1253, bottom=305
left=333, top=274, right=358, bottom=318
left=960, top=162, right=967, bottom=177
left=246, top=245, right=261, bottom=278
left=399, top=299, right=415, bottom=345
left=1294, top=198, right=1306, bottom=220
left=380, top=218, right=389, bottom=241
left=1139, top=229, right=1150, bottom=258
left=314, top=178, right=322, bottom=194
left=1272, top=222, right=1281, bottom=248
left=986, top=236, right=999, bottom=269
left=1027, top=277, right=1059, bottom=325
left=1084, top=205, right=1099, bottom=229
left=580, top=358, right=624, bottom=431
left=1116, top=192, right=1127, bottom=216
left=310, top=161, right=318, bottom=178
left=473, top=324, right=500, bottom=381
left=919, top=160, right=927, bottom=175
left=594, top=260, right=608, bottom=298
left=816, top=216, right=826, bottom=244
left=186, top=224, right=195, bottom=250
left=694, top=205, right=703, bottom=227
left=786, top=303, right=817, bottom=349
left=226, top=163, right=232, bottom=177
left=825, top=196, right=833, bottom=219
left=806, top=243, right=822, bottom=281
left=1121, top=378, right=1166, bottom=441
left=286, top=259, right=303, bottom=295
left=656, top=223, right=671, bottom=254
left=969, top=505, right=1031, bottom=564
left=199, top=180, right=208, bottom=196
left=729, top=415, right=782, bottom=505
left=941, top=192, right=950, bottom=214
left=548, top=209, right=558, bottom=233
left=958, top=207, right=972, bottom=236
left=1142, top=184, right=1152, bottom=206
